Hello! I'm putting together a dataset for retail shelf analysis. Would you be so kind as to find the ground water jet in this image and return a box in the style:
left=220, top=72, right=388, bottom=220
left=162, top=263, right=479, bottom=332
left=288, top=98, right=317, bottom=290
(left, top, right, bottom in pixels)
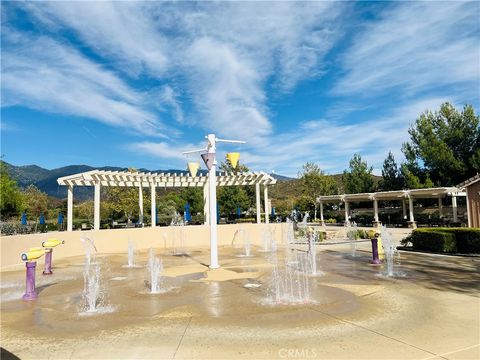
left=267, top=220, right=312, bottom=304
left=232, top=226, right=252, bottom=257
left=171, top=212, right=187, bottom=255
left=380, top=226, right=403, bottom=277
left=261, top=227, right=277, bottom=253
left=80, top=236, right=108, bottom=314
left=268, top=249, right=311, bottom=305
left=126, top=240, right=136, bottom=268
left=306, top=228, right=322, bottom=276
left=147, top=248, right=163, bottom=293
left=347, top=223, right=358, bottom=257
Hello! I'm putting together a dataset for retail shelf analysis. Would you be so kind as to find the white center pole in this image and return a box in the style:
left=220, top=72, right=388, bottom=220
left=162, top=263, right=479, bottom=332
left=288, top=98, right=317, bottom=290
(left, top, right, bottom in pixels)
left=183, top=133, right=245, bottom=270
left=207, top=134, right=219, bottom=269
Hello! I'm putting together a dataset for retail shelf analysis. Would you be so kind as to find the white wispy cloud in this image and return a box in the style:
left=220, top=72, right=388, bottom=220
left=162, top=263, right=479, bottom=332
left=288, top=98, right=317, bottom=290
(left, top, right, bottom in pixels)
left=332, top=2, right=479, bottom=98
left=18, top=1, right=347, bottom=142
left=128, top=139, right=208, bottom=170
left=1, top=29, right=166, bottom=136
left=23, top=2, right=170, bottom=77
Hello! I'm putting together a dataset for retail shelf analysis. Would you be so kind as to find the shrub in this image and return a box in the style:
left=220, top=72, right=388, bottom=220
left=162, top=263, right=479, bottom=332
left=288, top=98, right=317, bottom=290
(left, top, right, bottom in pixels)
left=0, top=222, right=16, bottom=236
left=317, top=231, right=326, bottom=242
left=404, top=228, right=480, bottom=254
left=237, top=218, right=255, bottom=224
left=355, top=229, right=368, bottom=239
left=189, top=214, right=204, bottom=225
left=447, top=229, right=480, bottom=253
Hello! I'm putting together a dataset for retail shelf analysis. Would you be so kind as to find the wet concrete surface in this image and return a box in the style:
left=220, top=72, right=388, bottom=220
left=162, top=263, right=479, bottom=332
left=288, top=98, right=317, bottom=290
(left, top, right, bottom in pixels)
left=1, top=242, right=479, bottom=359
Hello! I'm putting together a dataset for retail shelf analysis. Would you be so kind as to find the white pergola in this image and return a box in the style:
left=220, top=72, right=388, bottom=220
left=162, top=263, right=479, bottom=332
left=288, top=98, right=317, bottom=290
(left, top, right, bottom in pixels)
left=57, top=169, right=277, bottom=231
left=317, top=187, right=465, bottom=228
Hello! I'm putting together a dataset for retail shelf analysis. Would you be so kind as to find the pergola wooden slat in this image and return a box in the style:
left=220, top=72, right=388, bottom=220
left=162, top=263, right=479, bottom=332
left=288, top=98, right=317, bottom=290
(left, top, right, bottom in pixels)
left=57, top=169, right=277, bottom=231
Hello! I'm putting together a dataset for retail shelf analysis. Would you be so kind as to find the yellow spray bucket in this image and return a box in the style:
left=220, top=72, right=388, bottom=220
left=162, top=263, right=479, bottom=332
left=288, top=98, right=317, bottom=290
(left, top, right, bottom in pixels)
left=187, top=162, right=200, bottom=177
left=21, top=247, right=45, bottom=262
left=226, top=152, right=240, bottom=169
left=42, top=238, right=64, bottom=248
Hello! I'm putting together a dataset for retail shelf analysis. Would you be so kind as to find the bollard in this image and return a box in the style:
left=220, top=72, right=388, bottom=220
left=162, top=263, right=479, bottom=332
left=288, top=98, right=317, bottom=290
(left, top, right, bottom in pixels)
left=370, top=236, right=381, bottom=265
left=23, top=261, right=38, bottom=301
left=43, top=248, right=53, bottom=275
left=21, top=247, right=45, bottom=301
left=41, top=239, right=64, bottom=276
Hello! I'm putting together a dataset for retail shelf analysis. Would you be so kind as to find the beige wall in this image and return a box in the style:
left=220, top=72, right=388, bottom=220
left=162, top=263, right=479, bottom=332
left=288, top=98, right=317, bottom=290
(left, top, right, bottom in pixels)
left=466, top=181, right=480, bottom=228
left=1, top=223, right=288, bottom=271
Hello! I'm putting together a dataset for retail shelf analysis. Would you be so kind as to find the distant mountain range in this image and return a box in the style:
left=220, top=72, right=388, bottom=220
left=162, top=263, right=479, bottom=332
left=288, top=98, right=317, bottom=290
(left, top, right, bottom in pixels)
left=2, top=161, right=293, bottom=200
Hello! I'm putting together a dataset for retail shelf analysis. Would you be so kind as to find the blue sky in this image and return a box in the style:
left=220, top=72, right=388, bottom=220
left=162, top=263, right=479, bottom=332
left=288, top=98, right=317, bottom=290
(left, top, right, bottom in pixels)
left=1, top=1, right=479, bottom=177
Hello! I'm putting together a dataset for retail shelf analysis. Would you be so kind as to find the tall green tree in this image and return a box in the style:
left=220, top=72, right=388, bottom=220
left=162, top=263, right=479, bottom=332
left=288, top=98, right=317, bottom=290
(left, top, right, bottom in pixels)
left=22, top=185, right=48, bottom=219
left=179, top=187, right=204, bottom=214
left=400, top=163, right=434, bottom=189
left=379, top=152, right=404, bottom=191
left=218, top=186, right=252, bottom=215
left=0, top=163, right=23, bottom=219
left=217, top=160, right=253, bottom=216
left=343, top=154, right=375, bottom=194
left=219, top=159, right=249, bottom=174
left=104, top=187, right=140, bottom=222
left=402, top=103, right=480, bottom=186
left=298, top=162, right=337, bottom=219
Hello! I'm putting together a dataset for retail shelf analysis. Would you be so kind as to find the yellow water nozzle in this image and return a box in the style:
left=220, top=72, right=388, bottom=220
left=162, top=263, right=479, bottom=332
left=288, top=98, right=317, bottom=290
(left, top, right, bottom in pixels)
left=21, top=248, right=45, bottom=262
left=42, top=238, right=65, bottom=248
left=187, top=162, right=200, bottom=177
left=226, top=152, right=240, bottom=169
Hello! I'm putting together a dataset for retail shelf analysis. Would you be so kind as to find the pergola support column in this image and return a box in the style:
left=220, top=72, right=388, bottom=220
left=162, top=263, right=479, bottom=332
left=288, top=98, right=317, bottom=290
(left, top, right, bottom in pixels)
left=67, top=185, right=73, bottom=232
left=373, top=199, right=381, bottom=228
left=408, top=196, right=416, bottom=229
left=452, top=195, right=458, bottom=223
left=466, top=191, right=472, bottom=227
left=256, top=183, right=261, bottom=224
left=319, top=201, right=325, bottom=226
left=438, top=197, right=443, bottom=219
left=138, top=186, right=144, bottom=226
left=264, top=185, right=269, bottom=224
left=402, top=199, right=407, bottom=220
left=151, top=184, right=156, bottom=227
left=344, top=201, right=350, bottom=226
left=94, top=182, right=100, bottom=230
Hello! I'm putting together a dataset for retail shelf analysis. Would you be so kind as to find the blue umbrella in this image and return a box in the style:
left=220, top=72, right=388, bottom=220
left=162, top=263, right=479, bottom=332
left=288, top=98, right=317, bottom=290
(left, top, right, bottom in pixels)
left=155, top=208, right=159, bottom=225
left=39, top=213, right=45, bottom=225
left=21, top=211, right=27, bottom=225
left=236, top=206, right=241, bottom=218
left=57, top=212, right=64, bottom=225
left=184, top=203, right=192, bottom=222
left=271, top=207, right=276, bottom=217
left=216, top=203, right=220, bottom=224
